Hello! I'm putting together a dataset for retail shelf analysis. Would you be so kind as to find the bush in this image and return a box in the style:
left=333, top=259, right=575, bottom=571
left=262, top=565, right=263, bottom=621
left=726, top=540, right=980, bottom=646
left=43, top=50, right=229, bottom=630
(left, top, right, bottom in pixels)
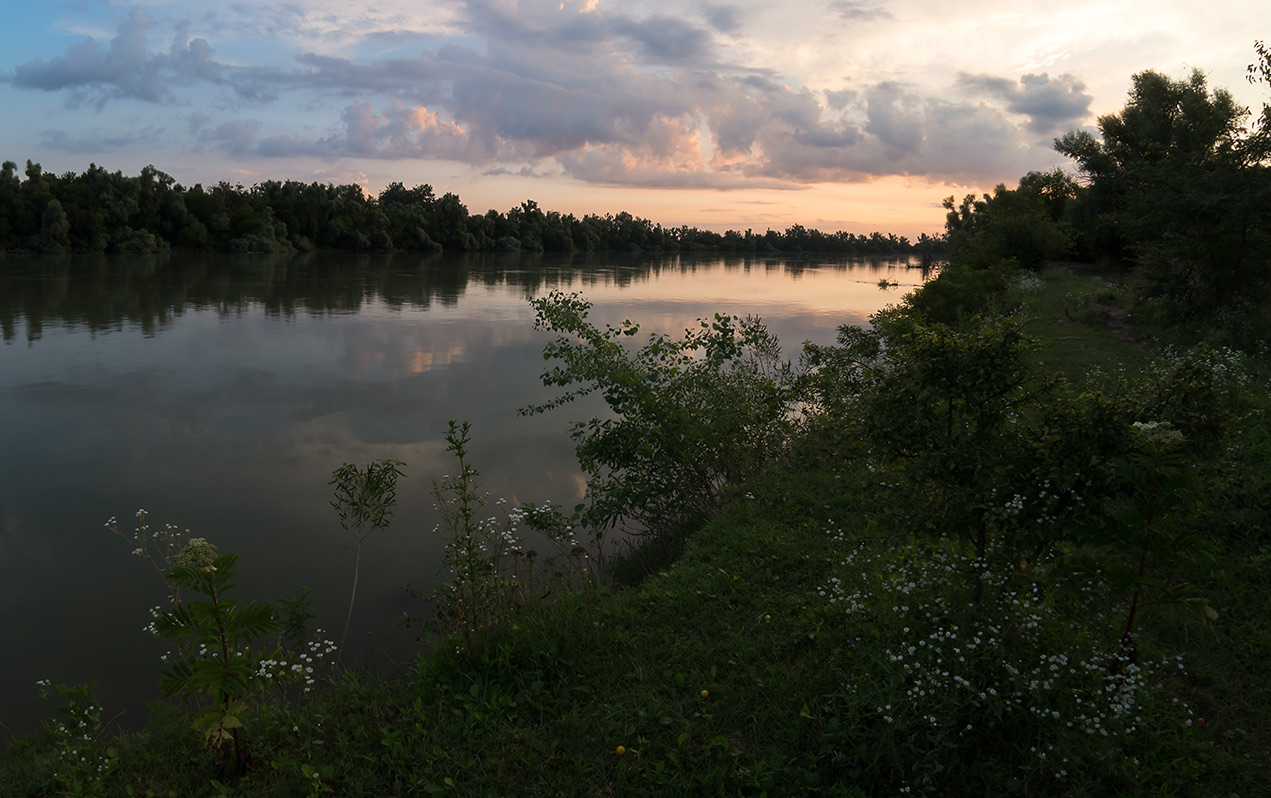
left=524, top=291, right=799, bottom=553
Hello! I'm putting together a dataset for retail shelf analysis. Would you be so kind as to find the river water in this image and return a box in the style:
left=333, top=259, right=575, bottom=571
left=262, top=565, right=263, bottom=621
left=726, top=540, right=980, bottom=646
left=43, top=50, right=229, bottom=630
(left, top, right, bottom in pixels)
left=0, top=250, right=922, bottom=739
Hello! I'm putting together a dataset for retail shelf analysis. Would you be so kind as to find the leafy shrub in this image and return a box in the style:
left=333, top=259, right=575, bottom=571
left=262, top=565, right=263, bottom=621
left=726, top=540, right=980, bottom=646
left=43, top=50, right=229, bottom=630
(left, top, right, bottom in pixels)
left=523, top=290, right=799, bottom=548
left=890, top=258, right=1016, bottom=325
left=423, top=421, right=594, bottom=646
left=23, top=681, right=116, bottom=796
left=805, top=315, right=1077, bottom=596
left=106, top=512, right=336, bottom=776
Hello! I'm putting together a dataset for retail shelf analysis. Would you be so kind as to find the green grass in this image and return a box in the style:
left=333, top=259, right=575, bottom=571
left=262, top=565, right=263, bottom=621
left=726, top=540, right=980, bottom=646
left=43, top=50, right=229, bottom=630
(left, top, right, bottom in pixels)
left=1013, top=263, right=1153, bottom=385
left=5, top=264, right=1271, bottom=796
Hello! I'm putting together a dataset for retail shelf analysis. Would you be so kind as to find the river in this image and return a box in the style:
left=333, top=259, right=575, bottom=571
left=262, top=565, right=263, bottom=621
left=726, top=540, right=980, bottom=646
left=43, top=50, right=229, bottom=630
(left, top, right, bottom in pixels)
left=0, top=250, right=923, bottom=739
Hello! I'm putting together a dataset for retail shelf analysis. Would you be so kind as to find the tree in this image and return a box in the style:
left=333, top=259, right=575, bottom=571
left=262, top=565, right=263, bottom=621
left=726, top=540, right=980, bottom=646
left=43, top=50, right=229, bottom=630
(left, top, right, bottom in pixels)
left=434, top=192, right=476, bottom=250
left=34, top=198, right=71, bottom=253
left=942, top=175, right=1073, bottom=272
left=1055, top=68, right=1271, bottom=317
left=0, top=161, right=20, bottom=246
left=329, top=459, right=405, bottom=654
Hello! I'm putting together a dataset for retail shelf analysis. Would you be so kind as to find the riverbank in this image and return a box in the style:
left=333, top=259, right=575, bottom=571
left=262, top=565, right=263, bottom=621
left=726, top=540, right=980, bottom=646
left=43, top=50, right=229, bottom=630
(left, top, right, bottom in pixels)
left=4, top=262, right=1269, bottom=796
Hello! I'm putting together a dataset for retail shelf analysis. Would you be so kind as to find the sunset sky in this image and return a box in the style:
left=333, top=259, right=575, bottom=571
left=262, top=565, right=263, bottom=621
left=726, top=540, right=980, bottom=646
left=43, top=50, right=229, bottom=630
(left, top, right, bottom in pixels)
left=1, top=0, right=1265, bottom=238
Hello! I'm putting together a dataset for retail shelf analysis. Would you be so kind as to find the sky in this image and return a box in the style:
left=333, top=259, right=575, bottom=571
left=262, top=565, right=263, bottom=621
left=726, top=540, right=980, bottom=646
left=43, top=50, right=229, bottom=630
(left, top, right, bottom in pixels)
left=0, top=0, right=1265, bottom=239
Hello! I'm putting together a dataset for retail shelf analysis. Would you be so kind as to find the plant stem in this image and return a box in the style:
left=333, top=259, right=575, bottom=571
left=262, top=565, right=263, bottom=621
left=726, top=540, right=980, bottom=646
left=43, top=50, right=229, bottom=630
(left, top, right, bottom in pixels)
left=340, top=541, right=362, bottom=658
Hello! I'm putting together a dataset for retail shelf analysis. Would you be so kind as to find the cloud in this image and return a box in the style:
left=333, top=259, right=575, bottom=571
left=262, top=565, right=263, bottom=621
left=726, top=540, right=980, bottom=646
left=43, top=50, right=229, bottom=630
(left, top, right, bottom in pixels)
left=702, top=3, right=745, bottom=34
left=824, top=88, right=858, bottom=110
left=248, top=40, right=1047, bottom=186
left=328, top=100, right=475, bottom=159
left=827, top=1, right=892, bottom=23
left=10, top=10, right=228, bottom=108
left=956, top=72, right=1093, bottom=135
left=38, top=126, right=167, bottom=153
left=7, top=0, right=1071, bottom=189
left=717, top=81, right=1042, bottom=184
left=864, top=82, right=923, bottom=159
left=611, top=15, right=716, bottom=64
left=201, top=119, right=263, bottom=156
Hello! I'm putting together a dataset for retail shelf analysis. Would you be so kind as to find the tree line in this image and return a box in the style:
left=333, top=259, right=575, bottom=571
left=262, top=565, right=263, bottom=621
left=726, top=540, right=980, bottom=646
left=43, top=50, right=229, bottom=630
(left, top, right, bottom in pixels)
left=0, top=162, right=934, bottom=257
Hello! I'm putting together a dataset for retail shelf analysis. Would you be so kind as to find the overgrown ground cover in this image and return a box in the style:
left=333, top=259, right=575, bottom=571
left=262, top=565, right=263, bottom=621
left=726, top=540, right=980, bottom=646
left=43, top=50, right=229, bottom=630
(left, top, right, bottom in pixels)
left=4, top=263, right=1270, bottom=796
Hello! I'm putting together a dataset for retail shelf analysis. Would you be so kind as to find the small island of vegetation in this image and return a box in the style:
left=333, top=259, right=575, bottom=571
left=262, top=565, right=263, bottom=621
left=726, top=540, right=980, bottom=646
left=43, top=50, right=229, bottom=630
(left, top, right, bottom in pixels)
left=3, top=49, right=1271, bottom=796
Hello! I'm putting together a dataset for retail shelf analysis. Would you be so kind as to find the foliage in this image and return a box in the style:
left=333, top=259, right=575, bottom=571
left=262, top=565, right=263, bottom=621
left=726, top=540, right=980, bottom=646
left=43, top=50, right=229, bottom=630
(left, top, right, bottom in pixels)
left=277, top=587, right=319, bottom=653
left=1075, top=422, right=1215, bottom=655
left=151, top=542, right=282, bottom=772
left=104, top=511, right=337, bottom=777
left=917, top=170, right=1076, bottom=324
left=7, top=70, right=1271, bottom=789
left=818, top=535, right=1194, bottom=795
left=523, top=290, right=799, bottom=547
left=1055, top=66, right=1271, bottom=323
left=105, top=509, right=195, bottom=603
left=802, top=302, right=1245, bottom=623
left=5, top=262, right=1271, bottom=797
left=885, top=257, right=1015, bottom=326
left=806, top=315, right=1070, bottom=598
left=329, top=458, right=405, bottom=652
left=943, top=170, right=1075, bottom=271
left=25, top=681, right=116, bottom=797
left=422, top=420, right=594, bottom=646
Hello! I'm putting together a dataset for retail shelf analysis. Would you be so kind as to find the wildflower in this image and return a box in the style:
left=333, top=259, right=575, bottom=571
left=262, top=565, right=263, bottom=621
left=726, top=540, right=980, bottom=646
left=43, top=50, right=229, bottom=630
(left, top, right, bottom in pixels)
left=174, top=537, right=218, bottom=569
left=615, top=745, right=626, bottom=755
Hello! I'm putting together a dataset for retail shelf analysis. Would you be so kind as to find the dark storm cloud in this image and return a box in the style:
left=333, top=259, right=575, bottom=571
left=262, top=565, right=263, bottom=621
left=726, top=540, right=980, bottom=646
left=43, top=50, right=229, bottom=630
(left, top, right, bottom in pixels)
left=956, top=71, right=1093, bottom=135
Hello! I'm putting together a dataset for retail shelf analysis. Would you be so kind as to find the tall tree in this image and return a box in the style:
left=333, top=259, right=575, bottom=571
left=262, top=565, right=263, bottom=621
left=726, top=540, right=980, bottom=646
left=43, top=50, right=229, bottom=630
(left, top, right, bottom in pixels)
left=1055, top=68, right=1271, bottom=316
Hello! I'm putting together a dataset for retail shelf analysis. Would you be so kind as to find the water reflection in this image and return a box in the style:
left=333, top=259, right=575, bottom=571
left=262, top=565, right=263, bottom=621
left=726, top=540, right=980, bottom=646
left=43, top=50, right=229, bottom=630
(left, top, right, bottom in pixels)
left=1, top=251, right=926, bottom=343
left=0, top=251, right=922, bottom=738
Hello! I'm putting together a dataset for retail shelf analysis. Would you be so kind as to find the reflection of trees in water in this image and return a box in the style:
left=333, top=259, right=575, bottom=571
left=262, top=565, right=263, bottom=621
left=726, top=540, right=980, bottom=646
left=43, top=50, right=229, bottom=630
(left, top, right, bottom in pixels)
left=0, top=251, right=922, bottom=343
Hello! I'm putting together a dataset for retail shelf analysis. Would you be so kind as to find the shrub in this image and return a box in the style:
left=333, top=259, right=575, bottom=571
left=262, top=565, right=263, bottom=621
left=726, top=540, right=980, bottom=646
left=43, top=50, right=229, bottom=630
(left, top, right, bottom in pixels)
left=818, top=533, right=1196, bottom=794
left=422, top=421, right=594, bottom=646
left=523, top=291, right=799, bottom=550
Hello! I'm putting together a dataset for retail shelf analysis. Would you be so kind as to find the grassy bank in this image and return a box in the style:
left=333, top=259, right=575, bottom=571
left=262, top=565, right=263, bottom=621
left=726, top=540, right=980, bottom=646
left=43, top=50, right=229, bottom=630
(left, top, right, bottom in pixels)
left=4, top=263, right=1270, bottom=796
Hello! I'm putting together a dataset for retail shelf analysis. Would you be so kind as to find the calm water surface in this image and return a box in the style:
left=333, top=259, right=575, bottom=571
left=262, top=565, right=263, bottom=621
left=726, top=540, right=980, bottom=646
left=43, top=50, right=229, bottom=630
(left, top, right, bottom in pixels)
left=0, top=250, right=922, bottom=737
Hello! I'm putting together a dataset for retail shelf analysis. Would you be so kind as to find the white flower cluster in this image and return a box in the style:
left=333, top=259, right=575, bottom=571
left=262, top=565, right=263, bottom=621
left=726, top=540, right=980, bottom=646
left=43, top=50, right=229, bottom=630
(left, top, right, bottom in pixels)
left=35, top=681, right=114, bottom=784
left=816, top=531, right=1191, bottom=788
left=1012, top=272, right=1045, bottom=295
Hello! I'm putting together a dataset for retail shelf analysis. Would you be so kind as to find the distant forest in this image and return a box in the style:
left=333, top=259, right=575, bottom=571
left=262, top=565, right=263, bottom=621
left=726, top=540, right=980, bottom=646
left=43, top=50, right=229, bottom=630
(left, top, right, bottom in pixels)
left=0, top=160, right=940, bottom=257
